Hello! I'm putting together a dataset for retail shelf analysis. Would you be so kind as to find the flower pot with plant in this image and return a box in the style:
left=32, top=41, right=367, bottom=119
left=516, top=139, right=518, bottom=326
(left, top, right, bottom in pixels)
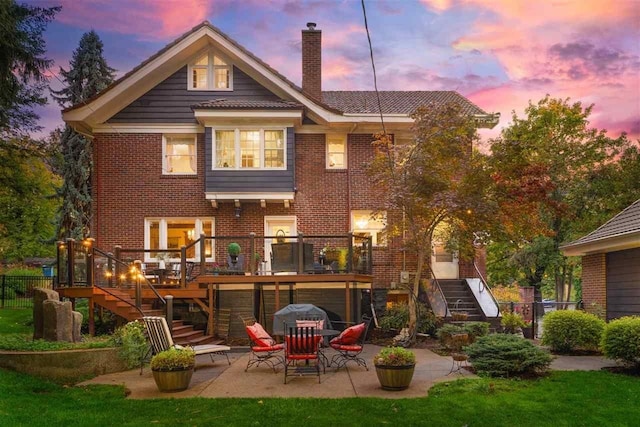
left=150, top=346, right=196, bottom=392
left=227, top=242, right=243, bottom=271
left=501, top=311, right=527, bottom=335
left=373, top=346, right=416, bottom=391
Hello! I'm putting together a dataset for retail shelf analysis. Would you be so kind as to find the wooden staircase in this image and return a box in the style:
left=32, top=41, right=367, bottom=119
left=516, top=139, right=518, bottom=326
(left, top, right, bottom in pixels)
left=91, top=287, right=221, bottom=346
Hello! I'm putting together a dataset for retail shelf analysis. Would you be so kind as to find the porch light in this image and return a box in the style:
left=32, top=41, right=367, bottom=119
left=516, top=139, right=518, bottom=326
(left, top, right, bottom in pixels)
left=235, top=207, right=242, bottom=218
left=356, top=218, right=368, bottom=229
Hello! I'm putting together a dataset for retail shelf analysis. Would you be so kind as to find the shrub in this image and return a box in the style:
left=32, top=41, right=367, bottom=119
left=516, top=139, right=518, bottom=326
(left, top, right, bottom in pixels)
left=437, top=324, right=465, bottom=347
left=465, top=334, right=552, bottom=377
left=541, top=310, right=605, bottom=353
left=378, top=302, right=437, bottom=335
left=501, top=311, right=527, bottom=333
left=227, top=242, right=241, bottom=256
left=150, top=347, right=196, bottom=371
left=112, top=320, right=150, bottom=369
left=462, top=322, right=490, bottom=342
left=601, top=316, right=640, bottom=368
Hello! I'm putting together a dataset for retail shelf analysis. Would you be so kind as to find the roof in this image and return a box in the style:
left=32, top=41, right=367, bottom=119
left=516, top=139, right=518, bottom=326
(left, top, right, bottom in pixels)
left=322, top=91, right=488, bottom=115
left=192, top=99, right=304, bottom=110
left=561, top=198, right=640, bottom=256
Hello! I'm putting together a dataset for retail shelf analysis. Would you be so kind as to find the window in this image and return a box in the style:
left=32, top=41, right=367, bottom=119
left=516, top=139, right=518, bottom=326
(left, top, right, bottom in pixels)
left=145, top=218, right=214, bottom=261
left=213, top=128, right=285, bottom=169
left=188, top=51, right=232, bottom=90
left=326, top=134, right=346, bottom=169
left=163, top=134, right=196, bottom=174
left=351, top=210, right=386, bottom=246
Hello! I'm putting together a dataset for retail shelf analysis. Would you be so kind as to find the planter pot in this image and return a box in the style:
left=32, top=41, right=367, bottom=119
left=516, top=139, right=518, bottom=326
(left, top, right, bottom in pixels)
left=152, top=368, right=193, bottom=392
left=522, top=326, right=533, bottom=339
left=374, top=364, right=415, bottom=391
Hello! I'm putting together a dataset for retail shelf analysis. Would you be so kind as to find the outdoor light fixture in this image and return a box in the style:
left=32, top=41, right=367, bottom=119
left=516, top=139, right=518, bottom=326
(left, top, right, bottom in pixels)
left=235, top=207, right=241, bottom=218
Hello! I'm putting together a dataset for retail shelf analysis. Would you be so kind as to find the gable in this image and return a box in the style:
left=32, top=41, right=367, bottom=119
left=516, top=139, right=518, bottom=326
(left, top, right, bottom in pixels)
left=109, top=65, right=280, bottom=124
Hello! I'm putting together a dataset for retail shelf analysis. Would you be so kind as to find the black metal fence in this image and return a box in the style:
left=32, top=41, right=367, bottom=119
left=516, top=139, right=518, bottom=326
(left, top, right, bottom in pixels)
left=500, top=300, right=579, bottom=338
left=0, top=276, right=54, bottom=309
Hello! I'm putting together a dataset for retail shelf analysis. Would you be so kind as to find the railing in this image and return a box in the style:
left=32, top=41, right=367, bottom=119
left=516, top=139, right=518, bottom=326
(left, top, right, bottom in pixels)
left=501, top=300, right=579, bottom=339
left=424, top=266, right=449, bottom=318
left=473, top=262, right=501, bottom=317
left=0, top=275, right=54, bottom=309
left=114, top=232, right=373, bottom=288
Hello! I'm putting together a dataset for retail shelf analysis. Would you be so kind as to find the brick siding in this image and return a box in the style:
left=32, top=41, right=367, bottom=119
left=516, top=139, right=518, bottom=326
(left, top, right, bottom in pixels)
left=581, top=253, right=607, bottom=316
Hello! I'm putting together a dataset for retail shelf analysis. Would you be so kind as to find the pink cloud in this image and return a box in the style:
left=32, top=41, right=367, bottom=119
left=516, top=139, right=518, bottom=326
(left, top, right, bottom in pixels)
left=55, top=0, right=212, bottom=40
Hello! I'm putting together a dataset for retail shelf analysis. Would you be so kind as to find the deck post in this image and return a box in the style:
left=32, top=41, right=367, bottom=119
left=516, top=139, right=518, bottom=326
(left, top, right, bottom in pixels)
left=88, top=297, right=95, bottom=336
left=208, top=284, right=214, bottom=336
left=66, top=238, right=75, bottom=288
left=180, top=246, right=187, bottom=287
left=200, top=234, right=206, bottom=275
left=114, top=245, right=122, bottom=288
left=134, top=260, right=142, bottom=309
left=345, top=280, right=351, bottom=323
left=85, top=238, right=94, bottom=287
left=166, top=295, right=174, bottom=334
left=347, top=233, right=354, bottom=273
left=249, top=232, right=256, bottom=275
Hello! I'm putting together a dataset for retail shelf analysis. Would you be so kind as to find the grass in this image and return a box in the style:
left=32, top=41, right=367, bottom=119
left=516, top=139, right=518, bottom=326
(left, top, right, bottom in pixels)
left=1, top=368, right=639, bottom=426
left=0, top=309, right=32, bottom=334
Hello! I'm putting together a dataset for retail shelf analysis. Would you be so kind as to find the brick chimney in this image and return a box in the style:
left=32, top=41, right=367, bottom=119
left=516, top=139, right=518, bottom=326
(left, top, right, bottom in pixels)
left=302, top=22, right=321, bottom=101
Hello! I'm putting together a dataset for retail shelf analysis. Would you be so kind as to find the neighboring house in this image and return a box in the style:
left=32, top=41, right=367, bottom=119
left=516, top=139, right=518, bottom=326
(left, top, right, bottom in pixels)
left=561, top=199, right=640, bottom=320
left=62, top=21, right=497, bottom=293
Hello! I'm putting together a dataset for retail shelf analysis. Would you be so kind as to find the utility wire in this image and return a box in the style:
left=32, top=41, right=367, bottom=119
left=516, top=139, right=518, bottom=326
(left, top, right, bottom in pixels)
left=361, top=0, right=386, bottom=135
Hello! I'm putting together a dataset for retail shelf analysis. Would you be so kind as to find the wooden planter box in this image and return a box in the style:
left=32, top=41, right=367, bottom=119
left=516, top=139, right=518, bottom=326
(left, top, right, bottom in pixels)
left=374, top=364, right=416, bottom=391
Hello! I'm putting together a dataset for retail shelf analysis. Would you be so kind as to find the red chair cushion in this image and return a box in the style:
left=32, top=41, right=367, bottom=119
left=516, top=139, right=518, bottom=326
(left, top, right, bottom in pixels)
left=252, top=343, right=284, bottom=352
left=330, top=343, right=362, bottom=352
left=330, top=322, right=365, bottom=345
left=285, top=335, right=322, bottom=355
left=246, top=322, right=276, bottom=347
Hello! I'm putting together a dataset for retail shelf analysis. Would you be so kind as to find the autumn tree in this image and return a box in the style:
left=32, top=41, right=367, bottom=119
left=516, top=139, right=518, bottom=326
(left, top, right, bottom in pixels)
left=488, top=96, right=631, bottom=303
left=52, top=30, right=115, bottom=239
left=368, top=102, right=496, bottom=343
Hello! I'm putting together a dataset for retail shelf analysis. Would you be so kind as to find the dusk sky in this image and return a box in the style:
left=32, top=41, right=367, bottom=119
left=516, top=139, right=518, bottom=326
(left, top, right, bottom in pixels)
left=28, top=0, right=640, bottom=144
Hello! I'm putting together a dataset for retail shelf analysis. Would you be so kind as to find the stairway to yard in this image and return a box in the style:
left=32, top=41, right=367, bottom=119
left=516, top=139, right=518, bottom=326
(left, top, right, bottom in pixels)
left=438, top=279, right=483, bottom=322
left=91, top=287, right=222, bottom=346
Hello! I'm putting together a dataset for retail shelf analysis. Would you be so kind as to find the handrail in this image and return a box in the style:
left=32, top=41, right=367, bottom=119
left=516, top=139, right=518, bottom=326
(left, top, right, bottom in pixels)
left=93, top=282, right=145, bottom=317
left=473, top=261, right=500, bottom=316
left=425, top=264, right=449, bottom=318
left=93, top=247, right=166, bottom=306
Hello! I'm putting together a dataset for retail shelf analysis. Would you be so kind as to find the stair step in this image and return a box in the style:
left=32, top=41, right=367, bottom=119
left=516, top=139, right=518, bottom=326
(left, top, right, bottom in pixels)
left=180, top=335, right=224, bottom=346
left=173, top=329, right=205, bottom=340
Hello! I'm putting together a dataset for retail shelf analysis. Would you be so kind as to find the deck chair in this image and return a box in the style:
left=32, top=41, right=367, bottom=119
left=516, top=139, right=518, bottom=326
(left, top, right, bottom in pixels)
left=284, top=324, right=323, bottom=384
left=143, top=316, right=231, bottom=369
left=243, top=319, right=284, bottom=373
left=329, top=315, right=372, bottom=370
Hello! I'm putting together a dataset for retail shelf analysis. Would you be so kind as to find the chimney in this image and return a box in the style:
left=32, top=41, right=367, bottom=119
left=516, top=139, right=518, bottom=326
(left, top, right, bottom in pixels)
left=302, top=22, right=321, bottom=101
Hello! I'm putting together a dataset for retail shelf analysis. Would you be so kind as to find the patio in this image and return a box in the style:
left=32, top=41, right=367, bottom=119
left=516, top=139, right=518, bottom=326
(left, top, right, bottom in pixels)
left=79, top=345, right=474, bottom=399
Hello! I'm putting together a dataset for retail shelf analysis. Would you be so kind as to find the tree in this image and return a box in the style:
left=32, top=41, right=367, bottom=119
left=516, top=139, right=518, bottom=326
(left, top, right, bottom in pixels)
left=368, top=102, right=496, bottom=343
left=488, top=96, right=630, bottom=303
left=52, top=31, right=115, bottom=239
left=0, top=0, right=59, bottom=140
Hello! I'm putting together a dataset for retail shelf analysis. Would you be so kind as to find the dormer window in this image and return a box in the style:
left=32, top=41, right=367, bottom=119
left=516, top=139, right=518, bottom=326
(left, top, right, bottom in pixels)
left=188, top=52, right=232, bottom=91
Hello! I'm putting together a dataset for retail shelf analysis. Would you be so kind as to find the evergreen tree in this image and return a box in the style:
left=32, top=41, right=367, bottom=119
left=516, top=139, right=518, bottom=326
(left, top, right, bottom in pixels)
left=52, top=30, right=115, bottom=239
left=0, top=0, right=59, bottom=141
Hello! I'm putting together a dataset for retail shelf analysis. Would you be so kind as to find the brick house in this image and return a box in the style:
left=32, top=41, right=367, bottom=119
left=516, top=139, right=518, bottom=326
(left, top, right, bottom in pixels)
left=60, top=22, right=498, bottom=331
left=562, top=198, right=640, bottom=320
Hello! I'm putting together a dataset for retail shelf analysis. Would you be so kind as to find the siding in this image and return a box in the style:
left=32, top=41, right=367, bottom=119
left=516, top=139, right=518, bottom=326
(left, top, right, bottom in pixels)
left=204, top=127, right=295, bottom=193
left=606, top=247, right=640, bottom=320
left=108, top=66, right=279, bottom=123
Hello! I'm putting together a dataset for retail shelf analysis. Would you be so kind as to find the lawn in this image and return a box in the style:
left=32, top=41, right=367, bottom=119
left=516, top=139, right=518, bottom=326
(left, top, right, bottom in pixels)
left=0, top=308, right=32, bottom=334
left=1, top=368, right=639, bottom=426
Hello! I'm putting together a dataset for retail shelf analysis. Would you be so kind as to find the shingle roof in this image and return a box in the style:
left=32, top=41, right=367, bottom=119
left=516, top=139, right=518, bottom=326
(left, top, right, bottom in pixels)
left=192, top=99, right=304, bottom=109
left=321, top=91, right=488, bottom=115
left=563, top=198, right=640, bottom=248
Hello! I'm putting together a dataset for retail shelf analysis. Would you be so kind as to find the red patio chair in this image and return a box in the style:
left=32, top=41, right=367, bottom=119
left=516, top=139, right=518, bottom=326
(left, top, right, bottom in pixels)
left=244, top=321, right=284, bottom=373
left=284, top=324, right=323, bottom=384
left=329, top=315, right=372, bottom=370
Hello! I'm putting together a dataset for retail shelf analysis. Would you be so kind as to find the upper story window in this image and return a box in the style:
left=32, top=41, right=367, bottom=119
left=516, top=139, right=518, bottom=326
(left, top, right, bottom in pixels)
left=326, top=134, right=346, bottom=169
left=188, top=51, right=232, bottom=91
left=163, top=134, right=196, bottom=175
left=213, top=128, right=285, bottom=170
left=351, top=210, right=387, bottom=246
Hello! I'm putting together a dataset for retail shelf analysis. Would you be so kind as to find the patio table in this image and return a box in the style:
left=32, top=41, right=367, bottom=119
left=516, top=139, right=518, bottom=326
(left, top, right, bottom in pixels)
left=273, top=304, right=332, bottom=335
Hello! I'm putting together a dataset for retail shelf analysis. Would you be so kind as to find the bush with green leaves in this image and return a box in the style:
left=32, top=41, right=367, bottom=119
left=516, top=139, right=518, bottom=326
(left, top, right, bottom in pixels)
left=150, top=347, right=196, bottom=371
left=541, top=309, right=605, bottom=353
left=378, top=302, right=437, bottom=335
left=501, top=311, right=527, bottom=333
left=465, top=334, right=553, bottom=377
left=601, top=316, right=640, bottom=368
left=111, top=320, right=150, bottom=369
left=436, top=322, right=490, bottom=347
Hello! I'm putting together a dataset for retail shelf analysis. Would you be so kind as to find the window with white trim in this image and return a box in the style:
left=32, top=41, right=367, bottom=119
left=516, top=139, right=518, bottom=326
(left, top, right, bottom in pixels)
left=213, top=128, right=285, bottom=169
left=145, top=218, right=214, bottom=261
left=163, top=134, right=196, bottom=174
left=351, top=210, right=387, bottom=246
left=188, top=51, right=232, bottom=90
left=326, top=134, right=346, bottom=169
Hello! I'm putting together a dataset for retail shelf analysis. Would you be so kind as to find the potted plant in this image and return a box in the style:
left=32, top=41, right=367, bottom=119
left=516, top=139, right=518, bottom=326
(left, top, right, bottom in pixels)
left=501, top=311, right=527, bottom=335
left=373, top=346, right=416, bottom=391
left=227, top=242, right=242, bottom=269
left=451, top=311, right=469, bottom=321
left=150, top=346, right=196, bottom=392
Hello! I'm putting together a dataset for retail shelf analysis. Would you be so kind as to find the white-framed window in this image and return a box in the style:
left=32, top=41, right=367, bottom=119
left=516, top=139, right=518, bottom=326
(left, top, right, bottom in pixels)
left=187, top=51, right=232, bottom=91
left=145, top=218, right=214, bottom=261
left=326, top=134, right=347, bottom=169
left=163, top=134, right=197, bottom=175
left=351, top=210, right=387, bottom=246
left=213, top=128, right=285, bottom=170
